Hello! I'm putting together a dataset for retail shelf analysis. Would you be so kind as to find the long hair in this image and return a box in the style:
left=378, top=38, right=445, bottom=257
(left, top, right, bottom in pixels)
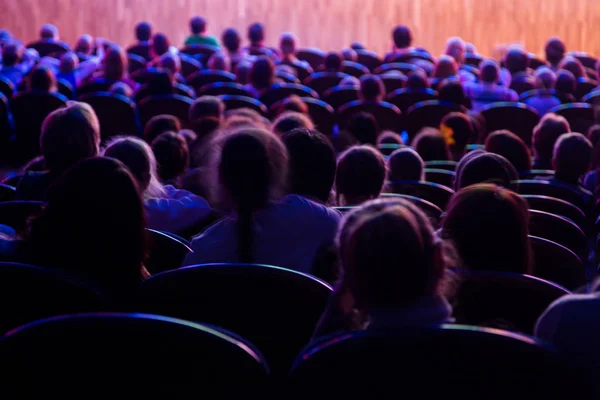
left=249, top=56, right=275, bottom=91
left=103, top=46, right=128, bottom=81
left=212, top=127, right=288, bottom=262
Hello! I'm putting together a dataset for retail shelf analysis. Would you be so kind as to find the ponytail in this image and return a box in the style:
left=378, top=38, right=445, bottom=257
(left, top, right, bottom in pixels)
left=237, top=201, right=255, bottom=263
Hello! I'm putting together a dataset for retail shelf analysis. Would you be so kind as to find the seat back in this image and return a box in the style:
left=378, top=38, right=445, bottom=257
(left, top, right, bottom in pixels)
left=424, top=168, right=455, bottom=188
left=0, top=201, right=45, bottom=234
left=179, top=54, right=202, bottom=78
left=451, top=270, right=571, bottom=334
left=26, top=40, right=70, bottom=57
left=139, top=95, right=193, bottom=129
left=304, top=72, right=347, bottom=97
left=522, top=195, right=587, bottom=232
left=126, top=43, right=151, bottom=61
left=519, top=169, right=555, bottom=180
left=220, top=95, right=268, bottom=116
left=0, top=184, right=15, bottom=202
left=380, top=74, right=407, bottom=94
left=259, top=83, right=318, bottom=109
left=515, top=179, right=590, bottom=214
left=338, top=100, right=403, bottom=133
left=464, top=53, right=484, bottom=67
left=56, top=79, right=74, bottom=99
left=199, top=82, right=252, bottom=97
left=341, top=61, right=369, bottom=78
left=520, top=89, right=573, bottom=104
left=179, top=44, right=220, bottom=64
left=146, top=229, right=192, bottom=274
left=279, top=60, right=312, bottom=82
left=528, top=55, right=549, bottom=70
left=582, top=90, right=600, bottom=105
left=510, top=74, right=536, bottom=95
left=424, top=160, right=457, bottom=171
left=480, top=102, right=540, bottom=145
left=295, top=48, right=326, bottom=70
left=301, top=97, right=335, bottom=136
left=322, top=86, right=359, bottom=111
left=356, top=50, right=382, bottom=71
left=187, top=70, right=236, bottom=93
left=575, top=77, right=598, bottom=100
left=0, top=313, right=268, bottom=397
left=405, top=100, right=466, bottom=140
left=0, top=76, right=14, bottom=100
left=550, top=103, right=597, bottom=135
left=79, top=92, right=141, bottom=141
left=126, top=53, right=147, bottom=75
left=528, top=210, right=588, bottom=263
left=386, top=180, right=454, bottom=210
left=276, top=70, right=300, bottom=84
left=138, top=263, right=332, bottom=374
left=10, top=91, right=68, bottom=160
left=374, top=62, right=419, bottom=75
left=386, top=88, right=438, bottom=114
left=530, top=235, right=586, bottom=290
left=77, top=78, right=117, bottom=96
left=290, top=326, right=582, bottom=398
left=380, top=193, right=442, bottom=227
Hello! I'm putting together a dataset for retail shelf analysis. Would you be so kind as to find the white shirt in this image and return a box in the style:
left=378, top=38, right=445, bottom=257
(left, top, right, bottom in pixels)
left=145, top=185, right=211, bottom=234
left=183, top=194, right=342, bottom=274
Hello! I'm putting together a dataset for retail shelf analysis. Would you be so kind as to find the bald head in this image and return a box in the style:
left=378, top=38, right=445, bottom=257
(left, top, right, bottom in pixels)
left=388, top=148, right=424, bottom=181
left=40, top=24, right=58, bottom=41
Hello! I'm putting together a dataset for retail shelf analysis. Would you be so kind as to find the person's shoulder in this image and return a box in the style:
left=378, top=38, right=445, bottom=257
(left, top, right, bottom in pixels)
left=280, top=194, right=342, bottom=221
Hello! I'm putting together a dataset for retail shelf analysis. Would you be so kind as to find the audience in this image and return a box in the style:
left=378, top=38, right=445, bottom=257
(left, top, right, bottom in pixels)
left=272, top=111, right=314, bottom=136
left=207, top=52, right=231, bottom=72
left=432, top=55, right=458, bottom=80
left=524, top=67, right=561, bottom=116
left=559, top=56, right=585, bottom=79
left=384, top=25, right=414, bottom=62
left=101, top=46, right=137, bottom=90
left=406, top=70, right=430, bottom=90
left=335, top=145, right=386, bottom=206
left=278, top=33, right=312, bottom=79
left=246, top=23, right=272, bottom=57
left=555, top=69, right=577, bottom=98
left=438, top=79, right=469, bottom=108
left=550, top=133, right=593, bottom=205
left=358, top=74, right=385, bottom=102
left=388, top=147, right=424, bottom=181
left=485, top=130, right=532, bottom=173
left=323, top=52, right=343, bottom=73
left=27, top=65, right=57, bottom=92
left=127, top=21, right=153, bottom=60
left=185, top=16, right=219, bottom=47
left=532, top=113, right=571, bottom=170
left=144, top=114, right=182, bottom=144
left=463, top=59, right=518, bottom=112
left=221, top=28, right=247, bottom=68
left=0, top=42, right=35, bottom=87
left=545, top=37, right=566, bottom=70
left=412, top=128, right=451, bottom=162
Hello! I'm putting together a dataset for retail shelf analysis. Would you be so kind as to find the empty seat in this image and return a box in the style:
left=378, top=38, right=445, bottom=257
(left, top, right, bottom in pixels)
left=304, top=72, right=348, bottom=97
left=451, top=270, right=571, bottom=334
left=138, top=263, right=332, bottom=374
left=341, top=61, right=369, bottom=78
left=550, top=103, right=596, bottom=135
left=198, top=82, right=252, bottom=97
left=295, top=48, right=325, bottom=70
left=424, top=168, right=455, bottom=188
left=219, top=95, right=268, bottom=116
left=187, top=70, right=236, bottom=93
left=126, top=53, right=147, bottom=75
left=79, top=92, right=141, bottom=141
left=259, top=83, right=318, bottom=109
left=338, top=100, right=402, bottom=132
left=480, top=102, right=540, bottom=146
left=0, top=201, right=45, bottom=234
left=322, top=86, right=359, bottom=111
left=522, top=195, right=587, bottom=232
left=146, top=229, right=192, bottom=274
left=139, top=95, right=193, bottom=129
left=380, top=74, right=407, bottom=94
left=515, top=179, right=590, bottom=215
left=126, top=43, right=151, bottom=61
left=0, top=313, right=268, bottom=397
left=278, top=60, right=312, bottom=82
left=386, top=181, right=454, bottom=210
left=528, top=210, right=588, bottom=263
left=356, top=50, right=382, bottom=72
left=386, top=88, right=438, bottom=114
left=374, top=62, right=419, bottom=76
left=405, top=100, right=466, bottom=140
left=530, top=235, right=586, bottom=291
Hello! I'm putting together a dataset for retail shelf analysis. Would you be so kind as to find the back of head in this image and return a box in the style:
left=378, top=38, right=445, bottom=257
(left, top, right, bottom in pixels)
left=2, top=42, right=22, bottom=66
left=438, top=79, right=466, bottom=106
left=207, top=52, right=230, bottom=71
left=335, top=145, right=386, bottom=206
left=135, top=21, right=152, bottom=42
left=545, top=37, right=566, bottom=66
left=392, top=25, right=412, bottom=49
left=443, top=183, right=531, bottom=274
left=480, top=59, right=500, bottom=83
left=147, top=70, right=174, bottom=95
left=104, top=136, right=162, bottom=197
left=324, top=52, right=342, bottom=72
left=144, top=114, right=181, bottom=143
left=440, top=112, right=473, bottom=160
left=558, top=56, right=585, bottom=79
left=412, top=128, right=451, bottom=162
left=103, top=46, right=127, bottom=81
left=532, top=113, right=571, bottom=162
left=249, top=56, right=275, bottom=90
left=40, top=24, right=58, bottom=40
left=282, top=128, right=336, bottom=203
left=280, top=33, right=296, bottom=56
left=75, top=34, right=93, bottom=55
left=59, top=52, right=78, bottom=74
left=222, top=28, right=241, bottom=53
left=248, top=23, right=264, bottom=45
left=455, top=152, right=518, bottom=190
left=359, top=74, right=385, bottom=101
left=159, top=52, right=181, bottom=76
left=348, top=112, right=379, bottom=145
left=151, top=131, right=190, bottom=183
left=485, top=130, right=532, bottom=172
left=190, top=16, right=207, bottom=35
left=189, top=95, right=225, bottom=122
left=272, top=111, right=314, bottom=136
left=276, top=95, right=308, bottom=115
left=504, top=47, right=529, bottom=74
left=28, top=65, right=56, bottom=92
left=41, top=102, right=100, bottom=175
left=30, top=157, right=146, bottom=295
left=406, top=70, right=429, bottom=90
left=339, top=198, right=446, bottom=312
left=341, top=48, right=358, bottom=62
left=235, top=60, right=252, bottom=84
left=444, top=37, right=466, bottom=64
left=535, top=66, right=556, bottom=90
left=377, top=131, right=403, bottom=155
left=553, top=132, right=592, bottom=183
left=110, top=82, right=133, bottom=98
left=151, top=33, right=170, bottom=57
left=215, top=127, right=288, bottom=262
left=433, top=55, right=458, bottom=79
left=388, top=147, right=424, bottom=181
left=555, top=69, right=576, bottom=94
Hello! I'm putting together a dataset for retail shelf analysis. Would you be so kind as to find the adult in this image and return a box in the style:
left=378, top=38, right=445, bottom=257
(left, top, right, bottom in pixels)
left=463, top=59, right=518, bottom=112
left=524, top=67, right=561, bottom=116
left=545, top=37, right=566, bottom=71
left=0, top=42, right=36, bottom=87
left=531, top=113, right=571, bottom=170
left=388, top=147, right=424, bottom=181
left=335, top=145, right=386, bottom=206
left=550, top=133, right=593, bottom=206
left=244, top=56, right=276, bottom=98
left=485, top=130, right=532, bottom=173
left=126, top=21, right=153, bottom=60
left=184, top=16, right=219, bottom=47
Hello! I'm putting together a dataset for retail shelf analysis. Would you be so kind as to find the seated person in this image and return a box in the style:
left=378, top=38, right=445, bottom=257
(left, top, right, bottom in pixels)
left=412, top=128, right=451, bottom=162
left=0, top=42, right=36, bottom=87
left=110, top=82, right=133, bottom=98
left=244, top=23, right=275, bottom=58
left=550, top=133, right=593, bottom=206
left=438, top=78, right=469, bottom=108
left=322, top=52, right=343, bottom=73
left=545, top=37, right=566, bottom=70
left=221, top=28, right=249, bottom=69
left=56, top=43, right=105, bottom=92
left=182, top=127, right=341, bottom=274
left=277, top=33, right=312, bottom=80
left=126, top=21, right=153, bottom=60
left=74, top=34, right=94, bottom=62
left=555, top=69, right=577, bottom=99
left=144, top=114, right=181, bottom=143
left=432, top=55, right=458, bottom=81
left=151, top=131, right=190, bottom=187
left=406, top=70, right=430, bottom=90
left=98, top=46, right=138, bottom=90
left=26, top=65, right=58, bottom=92
left=463, top=59, right=518, bottom=112
left=104, top=136, right=210, bottom=235
left=335, top=145, right=386, bottom=206
left=440, top=112, right=474, bottom=161
left=524, top=67, right=561, bottom=116
left=235, top=59, right=252, bottom=85
left=243, top=56, right=276, bottom=98
left=272, top=111, right=314, bottom=136
left=207, top=52, right=231, bottom=72
left=17, top=102, right=100, bottom=201
left=377, top=131, right=403, bottom=156
left=384, top=25, right=415, bottom=62
left=532, top=113, right=571, bottom=169
left=558, top=56, right=585, bottom=79
left=454, top=151, right=518, bottom=190
left=485, top=130, right=532, bottom=173
left=159, top=52, right=186, bottom=84
left=341, top=48, right=357, bottom=62
left=184, top=16, right=219, bottom=47
left=347, top=112, right=379, bottom=146
left=388, top=147, right=424, bottom=181
left=359, top=74, right=386, bottom=102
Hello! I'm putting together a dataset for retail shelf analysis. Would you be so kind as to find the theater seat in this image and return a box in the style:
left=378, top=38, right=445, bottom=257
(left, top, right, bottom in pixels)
left=530, top=235, right=586, bottom=291
left=145, top=229, right=192, bottom=274
left=0, top=201, right=45, bottom=234
left=79, top=92, right=142, bottom=141
left=528, top=210, right=588, bottom=263
left=480, top=102, right=540, bottom=146
left=219, top=95, right=268, bottom=116
left=424, top=168, right=455, bottom=188
left=386, top=181, right=454, bottom=210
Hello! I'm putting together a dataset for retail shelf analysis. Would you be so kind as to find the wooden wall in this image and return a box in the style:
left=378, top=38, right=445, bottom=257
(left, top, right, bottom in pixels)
left=1, top=0, right=599, bottom=58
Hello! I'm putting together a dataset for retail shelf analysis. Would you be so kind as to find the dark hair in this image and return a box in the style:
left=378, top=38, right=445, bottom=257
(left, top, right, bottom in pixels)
left=144, top=114, right=181, bottom=143
left=412, top=128, right=451, bottom=161
left=406, top=70, right=429, bottom=90
left=553, top=133, right=592, bottom=184
left=335, top=145, right=386, bottom=206
left=28, top=65, right=56, bottom=92
left=588, top=125, right=600, bottom=169
left=438, top=79, right=467, bottom=107
left=485, top=130, right=532, bottom=172
left=135, top=21, right=152, bottom=42
left=29, top=157, right=147, bottom=297
left=103, top=46, right=127, bottom=81
left=189, top=96, right=225, bottom=121
left=147, top=70, right=174, bottom=95
left=440, top=112, right=473, bottom=160
left=545, top=38, right=566, bottom=66
left=248, top=23, right=264, bottom=45
left=276, top=95, right=308, bottom=116
left=222, top=28, right=241, bottom=53
left=558, top=56, right=585, bottom=79
left=443, top=183, right=532, bottom=274
left=455, top=152, right=518, bottom=190
left=388, top=147, right=424, bottom=181
left=348, top=112, right=379, bottom=145
left=151, top=131, right=190, bottom=184
left=190, top=16, right=207, bottom=35
left=272, top=111, right=314, bottom=136
left=555, top=69, right=576, bottom=94
left=504, top=48, right=529, bottom=74
left=532, top=113, right=571, bottom=165
left=359, top=74, right=385, bottom=101
left=282, top=128, right=336, bottom=203
left=392, top=25, right=412, bottom=49
left=217, top=128, right=288, bottom=262
left=249, top=56, right=275, bottom=90
left=152, top=33, right=170, bottom=57
left=433, top=55, right=458, bottom=79
left=2, top=43, right=21, bottom=66
left=480, top=59, right=499, bottom=83
left=324, top=52, right=342, bottom=72
left=41, top=102, right=100, bottom=175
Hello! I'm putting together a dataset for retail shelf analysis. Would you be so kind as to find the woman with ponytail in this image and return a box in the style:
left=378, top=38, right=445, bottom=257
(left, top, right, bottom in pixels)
left=183, top=127, right=341, bottom=273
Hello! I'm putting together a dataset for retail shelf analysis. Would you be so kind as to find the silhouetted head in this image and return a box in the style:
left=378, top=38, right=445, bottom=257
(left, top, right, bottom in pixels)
left=151, top=33, right=170, bottom=58
left=388, top=147, right=424, bottom=181
left=75, top=34, right=93, bottom=55
left=335, top=145, right=386, bottom=206
left=440, top=112, right=474, bottom=161
left=406, top=70, right=430, bottom=90
left=480, top=59, right=500, bottom=84
left=59, top=52, right=78, bottom=74
left=558, top=56, right=585, bottom=79
left=324, top=52, right=343, bottom=72
left=412, top=128, right=451, bottom=161
left=504, top=47, right=529, bottom=74
left=144, top=114, right=181, bottom=143
left=545, top=37, right=566, bottom=67
left=359, top=74, right=385, bottom=101
left=190, top=16, right=207, bottom=35
left=444, top=37, right=466, bottom=64
left=222, top=28, right=241, bottom=53
left=207, top=52, right=230, bottom=71
left=455, top=152, right=518, bottom=190
left=272, top=111, right=314, bottom=136
left=2, top=42, right=23, bottom=66
left=535, top=67, right=556, bottom=89
left=485, top=130, right=532, bottom=172
left=189, top=96, right=225, bottom=122
left=135, top=21, right=153, bottom=42
left=532, top=113, right=571, bottom=165
left=151, top=131, right=190, bottom=184
left=248, top=23, right=265, bottom=46
left=249, top=56, right=275, bottom=90
left=280, top=33, right=297, bottom=56
left=553, top=132, right=592, bottom=184
left=348, top=112, right=379, bottom=145
left=433, top=55, right=458, bottom=79
left=438, top=79, right=467, bottom=107
left=159, top=53, right=181, bottom=76
left=103, top=46, right=128, bottom=81
left=555, top=69, right=576, bottom=94
left=392, top=25, right=412, bottom=49
left=341, top=48, right=358, bottom=62
left=28, top=65, right=57, bottom=92
left=40, top=24, right=58, bottom=41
